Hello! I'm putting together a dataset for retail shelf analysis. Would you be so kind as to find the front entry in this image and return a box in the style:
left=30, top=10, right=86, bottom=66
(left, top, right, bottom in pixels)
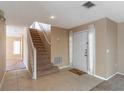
left=72, top=31, right=88, bottom=73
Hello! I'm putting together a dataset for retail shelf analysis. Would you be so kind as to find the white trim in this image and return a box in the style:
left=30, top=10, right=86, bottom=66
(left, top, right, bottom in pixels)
left=94, top=74, right=106, bottom=80
left=23, top=61, right=28, bottom=70
left=23, top=61, right=33, bottom=79
left=59, top=65, right=71, bottom=69
left=88, top=24, right=96, bottom=76
left=69, top=30, right=73, bottom=66
left=0, top=71, right=6, bottom=90
left=117, top=72, right=124, bottom=76
left=32, top=48, right=37, bottom=80
left=94, top=72, right=119, bottom=81
left=27, top=68, right=32, bottom=78
left=105, top=72, right=118, bottom=80
left=25, top=64, right=28, bottom=71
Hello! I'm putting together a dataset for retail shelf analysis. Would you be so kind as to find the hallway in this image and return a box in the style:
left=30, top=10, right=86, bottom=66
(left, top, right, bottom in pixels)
left=6, top=59, right=25, bottom=71
left=1, top=68, right=102, bottom=91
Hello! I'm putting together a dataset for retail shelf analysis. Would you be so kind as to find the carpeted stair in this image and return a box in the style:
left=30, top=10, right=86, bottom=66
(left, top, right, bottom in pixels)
left=29, top=28, right=59, bottom=77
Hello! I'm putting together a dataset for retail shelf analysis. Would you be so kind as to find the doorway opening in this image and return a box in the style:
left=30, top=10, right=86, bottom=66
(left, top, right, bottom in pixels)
left=6, top=26, right=25, bottom=71
left=69, top=25, right=96, bottom=76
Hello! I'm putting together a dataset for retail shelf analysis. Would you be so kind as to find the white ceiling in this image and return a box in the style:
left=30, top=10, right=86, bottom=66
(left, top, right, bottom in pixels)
left=0, top=1, right=124, bottom=29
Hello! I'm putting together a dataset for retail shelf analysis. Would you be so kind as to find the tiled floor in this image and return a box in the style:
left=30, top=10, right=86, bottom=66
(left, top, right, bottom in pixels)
left=91, top=74, right=124, bottom=91
left=1, top=68, right=102, bottom=91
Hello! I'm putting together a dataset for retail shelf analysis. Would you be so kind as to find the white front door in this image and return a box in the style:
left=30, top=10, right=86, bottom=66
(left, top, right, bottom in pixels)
left=72, top=31, right=88, bottom=72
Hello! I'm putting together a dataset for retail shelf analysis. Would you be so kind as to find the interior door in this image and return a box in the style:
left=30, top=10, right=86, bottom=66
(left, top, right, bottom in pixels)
left=72, top=31, right=88, bottom=72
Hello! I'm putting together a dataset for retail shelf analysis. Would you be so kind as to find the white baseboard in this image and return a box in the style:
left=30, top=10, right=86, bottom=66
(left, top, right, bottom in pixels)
left=94, top=74, right=106, bottom=80
left=59, top=65, right=71, bottom=69
left=117, top=72, right=124, bottom=76
left=105, top=72, right=118, bottom=80
left=0, top=71, right=7, bottom=90
left=94, top=72, right=119, bottom=81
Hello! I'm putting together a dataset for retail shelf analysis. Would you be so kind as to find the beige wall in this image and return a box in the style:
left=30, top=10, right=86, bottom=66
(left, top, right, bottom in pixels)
left=117, top=23, right=124, bottom=73
left=0, top=20, right=6, bottom=84
left=70, top=18, right=117, bottom=78
left=6, top=36, right=22, bottom=60
left=51, top=26, right=69, bottom=67
left=106, top=19, right=117, bottom=77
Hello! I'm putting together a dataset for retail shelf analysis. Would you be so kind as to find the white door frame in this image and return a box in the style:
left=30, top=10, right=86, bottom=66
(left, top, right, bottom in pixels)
left=69, top=28, right=96, bottom=76
left=88, top=25, right=96, bottom=76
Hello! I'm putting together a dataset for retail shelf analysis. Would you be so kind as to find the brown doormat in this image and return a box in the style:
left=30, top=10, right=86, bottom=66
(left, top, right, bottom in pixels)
left=69, top=68, right=87, bottom=76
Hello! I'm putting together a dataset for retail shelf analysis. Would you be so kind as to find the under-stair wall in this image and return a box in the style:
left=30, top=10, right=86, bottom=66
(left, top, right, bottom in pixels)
left=27, top=28, right=37, bottom=79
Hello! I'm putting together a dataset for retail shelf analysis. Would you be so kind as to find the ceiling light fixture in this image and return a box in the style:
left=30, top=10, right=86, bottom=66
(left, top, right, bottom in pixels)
left=50, top=16, right=55, bottom=19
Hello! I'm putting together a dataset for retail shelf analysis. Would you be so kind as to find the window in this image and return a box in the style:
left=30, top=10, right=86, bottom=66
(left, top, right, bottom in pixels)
left=13, top=41, right=21, bottom=55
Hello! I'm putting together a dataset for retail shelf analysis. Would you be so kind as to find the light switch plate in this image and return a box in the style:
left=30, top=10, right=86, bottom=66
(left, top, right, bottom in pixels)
left=106, top=49, right=110, bottom=53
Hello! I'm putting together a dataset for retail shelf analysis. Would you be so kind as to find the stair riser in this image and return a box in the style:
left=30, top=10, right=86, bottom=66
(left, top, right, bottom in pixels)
left=37, top=64, right=53, bottom=70
left=37, top=56, right=49, bottom=59
left=33, top=43, right=43, bottom=45
left=31, top=37, right=41, bottom=39
left=37, top=52, right=48, bottom=55
left=32, top=40, right=43, bottom=42
left=34, top=43, right=43, bottom=46
left=37, top=63, right=50, bottom=66
left=37, top=50, right=48, bottom=52
left=34, top=45, right=44, bottom=47
left=31, top=36, right=41, bottom=38
left=37, top=60, right=50, bottom=64
left=37, top=57, right=49, bottom=60
left=35, top=46, right=45, bottom=47
left=37, top=54, right=49, bottom=56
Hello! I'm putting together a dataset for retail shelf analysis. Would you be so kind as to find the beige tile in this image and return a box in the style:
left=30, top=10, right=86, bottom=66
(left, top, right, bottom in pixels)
left=2, top=80, right=18, bottom=91
left=2, top=68, right=103, bottom=91
left=4, top=71, right=17, bottom=80
left=91, top=74, right=124, bottom=91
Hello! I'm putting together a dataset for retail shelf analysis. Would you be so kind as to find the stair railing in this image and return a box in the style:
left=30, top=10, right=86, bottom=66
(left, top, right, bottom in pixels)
left=33, top=22, right=51, bottom=62
left=27, top=28, right=37, bottom=80
left=37, top=23, right=51, bottom=45
left=31, top=22, right=51, bottom=46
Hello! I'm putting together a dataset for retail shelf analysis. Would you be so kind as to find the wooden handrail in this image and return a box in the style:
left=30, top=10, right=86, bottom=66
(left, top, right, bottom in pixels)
left=31, top=22, right=51, bottom=46
left=37, top=23, right=51, bottom=45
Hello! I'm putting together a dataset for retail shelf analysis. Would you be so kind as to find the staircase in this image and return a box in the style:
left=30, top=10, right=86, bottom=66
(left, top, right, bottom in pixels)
left=29, top=28, right=59, bottom=77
